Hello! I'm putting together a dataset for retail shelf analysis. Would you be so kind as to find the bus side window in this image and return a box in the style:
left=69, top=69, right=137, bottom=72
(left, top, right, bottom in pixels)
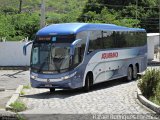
left=88, top=31, right=102, bottom=53
left=103, top=31, right=114, bottom=49
left=75, top=31, right=87, bottom=63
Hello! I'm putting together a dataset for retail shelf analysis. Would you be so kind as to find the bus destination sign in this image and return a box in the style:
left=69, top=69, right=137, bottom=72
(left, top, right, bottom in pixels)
left=37, top=36, right=51, bottom=41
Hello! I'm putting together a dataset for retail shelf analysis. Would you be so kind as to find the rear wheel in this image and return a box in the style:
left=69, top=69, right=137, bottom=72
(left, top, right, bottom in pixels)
left=50, top=88, right=55, bottom=93
left=126, top=66, right=133, bottom=81
left=133, top=66, right=138, bottom=80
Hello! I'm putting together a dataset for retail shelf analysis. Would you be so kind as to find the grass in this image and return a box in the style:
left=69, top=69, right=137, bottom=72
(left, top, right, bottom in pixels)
left=23, top=84, right=31, bottom=89
left=16, top=113, right=26, bottom=120
left=10, top=101, right=27, bottom=112
left=20, top=90, right=25, bottom=96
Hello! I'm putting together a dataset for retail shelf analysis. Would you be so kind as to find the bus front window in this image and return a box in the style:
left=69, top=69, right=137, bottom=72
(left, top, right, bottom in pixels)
left=31, top=43, right=71, bottom=73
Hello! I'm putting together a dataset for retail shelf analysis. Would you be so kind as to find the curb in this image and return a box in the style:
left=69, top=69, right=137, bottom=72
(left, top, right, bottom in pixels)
left=147, top=62, right=160, bottom=66
left=0, top=66, right=29, bottom=70
left=5, top=85, right=23, bottom=111
left=0, top=87, right=5, bottom=92
left=137, top=87, right=160, bottom=114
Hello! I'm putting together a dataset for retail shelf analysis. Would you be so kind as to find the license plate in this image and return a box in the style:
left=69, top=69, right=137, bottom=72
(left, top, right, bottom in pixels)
left=45, top=84, right=52, bottom=87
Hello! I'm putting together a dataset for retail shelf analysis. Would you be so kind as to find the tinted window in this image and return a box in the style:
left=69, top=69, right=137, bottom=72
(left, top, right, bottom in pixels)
left=103, top=31, right=114, bottom=48
left=73, top=31, right=88, bottom=65
left=88, top=31, right=103, bottom=52
left=102, top=31, right=146, bottom=49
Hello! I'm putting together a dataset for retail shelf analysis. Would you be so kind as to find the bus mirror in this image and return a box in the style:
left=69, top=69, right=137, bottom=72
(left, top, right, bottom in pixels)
left=70, top=39, right=82, bottom=55
left=23, top=41, right=33, bottom=55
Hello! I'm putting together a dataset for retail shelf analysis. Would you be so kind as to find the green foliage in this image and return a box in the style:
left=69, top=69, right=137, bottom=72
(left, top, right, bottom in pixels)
left=0, top=14, right=16, bottom=40
left=79, top=0, right=159, bottom=32
left=138, top=69, right=160, bottom=105
left=0, top=0, right=87, bottom=41
left=10, top=101, right=27, bottom=112
left=0, top=13, right=39, bottom=41
left=16, top=113, right=26, bottom=120
left=23, top=84, right=31, bottom=89
left=20, top=90, right=25, bottom=95
left=0, top=0, right=158, bottom=41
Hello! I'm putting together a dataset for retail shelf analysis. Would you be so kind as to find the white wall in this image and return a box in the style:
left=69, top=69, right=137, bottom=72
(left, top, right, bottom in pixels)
left=0, top=42, right=32, bottom=66
left=147, top=33, right=160, bottom=60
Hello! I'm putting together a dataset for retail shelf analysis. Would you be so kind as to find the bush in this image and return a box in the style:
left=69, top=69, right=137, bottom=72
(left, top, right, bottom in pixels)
left=138, top=69, right=160, bottom=105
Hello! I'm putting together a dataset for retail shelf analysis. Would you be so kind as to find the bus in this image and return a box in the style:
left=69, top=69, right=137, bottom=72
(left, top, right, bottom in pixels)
left=23, top=23, right=147, bottom=92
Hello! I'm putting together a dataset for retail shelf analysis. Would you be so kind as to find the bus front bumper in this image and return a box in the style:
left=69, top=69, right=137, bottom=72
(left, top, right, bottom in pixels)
left=30, top=77, right=82, bottom=89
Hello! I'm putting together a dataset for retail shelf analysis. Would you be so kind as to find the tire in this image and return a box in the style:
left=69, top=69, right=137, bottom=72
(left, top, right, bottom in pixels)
left=84, top=75, right=91, bottom=92
left=50, top=88, right=55, bottom=93
left=133, top=66, right=138, bottom=80
left=126, top=66, right=133, bottom=81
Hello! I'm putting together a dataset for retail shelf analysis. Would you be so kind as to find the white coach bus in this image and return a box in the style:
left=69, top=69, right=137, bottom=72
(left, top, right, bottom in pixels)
left=23, top=23, right=147, bottom=92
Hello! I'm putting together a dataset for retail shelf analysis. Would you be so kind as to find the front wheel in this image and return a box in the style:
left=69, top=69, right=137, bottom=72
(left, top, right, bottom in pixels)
left=50, top=88, right=55, bottom=93
left=84, top=75, right=92, bottom=92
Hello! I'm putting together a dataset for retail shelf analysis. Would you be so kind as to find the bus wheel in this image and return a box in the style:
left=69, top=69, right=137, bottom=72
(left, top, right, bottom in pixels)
left=50, top=88, right=55, bottom=93
left=133, top=66, right=138, bottom=80
left=84, top=75, right=91, bottom=92
left=126, top=66, right=133, bottom=81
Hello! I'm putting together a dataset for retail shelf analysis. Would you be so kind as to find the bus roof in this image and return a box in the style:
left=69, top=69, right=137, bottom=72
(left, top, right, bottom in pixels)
left=36, top=23, right=146, bottom=36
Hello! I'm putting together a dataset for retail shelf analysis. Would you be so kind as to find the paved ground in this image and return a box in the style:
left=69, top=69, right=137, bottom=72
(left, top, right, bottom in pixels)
left=0, top=70, right=29, bottom=90
left=0, top=68, right=159, bottom=120
left=20, top=78, right=156, bottom=119
left=0, top=70, right=29, bottom=109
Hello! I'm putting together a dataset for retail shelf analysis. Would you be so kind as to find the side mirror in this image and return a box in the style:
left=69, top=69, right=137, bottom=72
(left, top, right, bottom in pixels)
left=70, top=39, right=82, bottom=55
left=23, top=41, right=33, bottom=55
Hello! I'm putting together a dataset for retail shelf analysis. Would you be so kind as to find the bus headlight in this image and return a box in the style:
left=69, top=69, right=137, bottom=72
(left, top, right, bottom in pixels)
left=62, top=72, right=77, bottom=80
left=31, top=75, right=37, bottom=79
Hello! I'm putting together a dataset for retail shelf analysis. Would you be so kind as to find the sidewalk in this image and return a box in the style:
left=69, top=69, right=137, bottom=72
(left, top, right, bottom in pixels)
left=0, top=109, right=16, bottom=120
left=0, top=90, right=14, bottom=109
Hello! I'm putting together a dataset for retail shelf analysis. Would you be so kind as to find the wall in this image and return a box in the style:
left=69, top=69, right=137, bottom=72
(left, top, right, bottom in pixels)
left=0, top=42, right=32, bottom=66
left=147, top=33, right=160, bottom=60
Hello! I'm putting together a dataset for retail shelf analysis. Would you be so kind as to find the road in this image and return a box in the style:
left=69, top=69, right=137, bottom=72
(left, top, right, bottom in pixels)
left=20, top=78, right=155, bottom=120
left=0, top=67, right=159, bottom=119
left=0, top=70, right=29, bottom=108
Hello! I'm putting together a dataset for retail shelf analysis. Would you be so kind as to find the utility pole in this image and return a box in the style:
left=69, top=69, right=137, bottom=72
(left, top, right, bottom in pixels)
left=40, top=0, right=45, bottom=28
left=19, top=0, right=22, bottom=13
left=136, top=0, right=138, bottom=27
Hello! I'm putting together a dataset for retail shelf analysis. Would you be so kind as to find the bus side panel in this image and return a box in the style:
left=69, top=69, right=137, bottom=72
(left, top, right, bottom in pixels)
left=83, top=46, right=147, bottom=86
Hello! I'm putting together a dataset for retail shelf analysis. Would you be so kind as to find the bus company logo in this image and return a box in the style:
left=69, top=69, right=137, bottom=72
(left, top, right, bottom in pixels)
left=101, top=52, right=118, bottom=59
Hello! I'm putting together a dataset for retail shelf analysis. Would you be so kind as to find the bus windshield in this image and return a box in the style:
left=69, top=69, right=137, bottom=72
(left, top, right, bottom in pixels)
left=31, top=43, right=71, bottom=73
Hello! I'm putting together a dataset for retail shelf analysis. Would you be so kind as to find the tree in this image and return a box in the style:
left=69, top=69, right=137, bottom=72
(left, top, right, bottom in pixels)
left=78, top=0, right=159, bottom=32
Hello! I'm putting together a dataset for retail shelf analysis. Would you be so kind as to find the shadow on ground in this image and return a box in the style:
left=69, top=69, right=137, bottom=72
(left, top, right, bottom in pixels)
left=22, top=78, right=138, bottom=99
